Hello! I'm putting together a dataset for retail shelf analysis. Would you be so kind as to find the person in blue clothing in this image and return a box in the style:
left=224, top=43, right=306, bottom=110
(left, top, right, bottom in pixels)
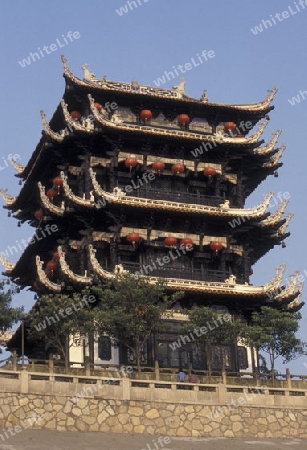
left=176, top=368, right=186, bottom=382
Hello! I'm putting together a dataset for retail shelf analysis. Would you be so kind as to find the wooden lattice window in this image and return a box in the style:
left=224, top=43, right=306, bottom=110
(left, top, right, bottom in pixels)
left=98, top=336, right=112, bottom=361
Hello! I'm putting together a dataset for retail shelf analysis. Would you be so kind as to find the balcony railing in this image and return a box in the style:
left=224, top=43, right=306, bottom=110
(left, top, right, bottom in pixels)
left=119, top=186, right=224, bottom=207
left=120, top=261, right=243, bottom=283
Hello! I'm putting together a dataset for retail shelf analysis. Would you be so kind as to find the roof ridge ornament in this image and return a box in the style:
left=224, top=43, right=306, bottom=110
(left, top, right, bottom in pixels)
left=9, top=158, right=25, bottom=175
left=253, top=130, right=282, bottom=156
left=60, top=171, right=95, bottom=208
left=261, top=199, right=289, bottom=226
left=60, top=100, right=94, bottom=133
left=0, top=254, right=15, bottom=273
left=81, top=62, right=99, bottom=82
left=277, top=212, right=294, bottom=236
left=58, top=245, right=92, bottom=284
left=263, top=146, right=286, bottom=168
left=37, top=182, right=65, bottom=216
left=36, top=255, right=61, bottom=292
left=0, top=188, right=17, bottom=207
left=172, top=78, right=191, bottom=99
left=40, top=110, right=65, bottom=143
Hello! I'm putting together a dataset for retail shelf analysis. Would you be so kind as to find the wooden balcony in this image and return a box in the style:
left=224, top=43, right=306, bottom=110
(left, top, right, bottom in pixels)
left=119, top=185, right=224, bottom=207
left=120, top=261, right=244, bottom=283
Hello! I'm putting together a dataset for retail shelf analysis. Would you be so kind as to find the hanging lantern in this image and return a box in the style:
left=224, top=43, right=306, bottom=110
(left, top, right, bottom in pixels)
left=46, top=188, right=57, bottom=198
left=34, top=209, right=44, bottom=220
left=126, top=232, right=140, bottom=244
left=180, top=238, right=193, bottom=248
left=210, top=241, right=224, bottom=251
left=171, top=163, right=185, bottom=174
left=152, top=161, right=165, bottom=171
left=47, top=261, right=57, bottom=271
left=203, top=167, right=216, bottom=178
left=94, top=102, right=103, bottom=111
left=178, top=114, right=190, bottom=124
left=53, top=252, right=60, bottom=260
left=53, top=176, right=63, bottom=186
left=224, top=122, right=236, bottom=131
left=164, top=237, right=178, bottom=247
left=125, top=157, right=138, bottom=169
left=69, top=111, right=82, bottom=120
left=44, top=269, right=52, bottom=278
left=140, top=110, right=153, bottom=120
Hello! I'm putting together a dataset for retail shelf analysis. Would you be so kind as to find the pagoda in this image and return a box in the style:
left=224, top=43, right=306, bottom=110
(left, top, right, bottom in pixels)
left=0, top=55, right=303, bottom=372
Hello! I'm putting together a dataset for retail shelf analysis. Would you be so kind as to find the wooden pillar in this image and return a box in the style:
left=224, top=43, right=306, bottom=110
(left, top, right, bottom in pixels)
left=236, top=170, right=244, bottom=207
left=286, top=368, right=292, bottom=389
left=84, top=154, right=92, bottom=200
left=12, top=350, right=17, bottom=371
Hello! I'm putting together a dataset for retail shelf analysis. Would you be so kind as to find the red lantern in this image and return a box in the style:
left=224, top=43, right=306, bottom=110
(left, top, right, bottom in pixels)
left=140, top=110, right=153, bottom=120
left=94, top=102, right=103, bottom=111
left=164, top=237, right=178, bottom=247
left=203, top=167, right=216, bottom=177
left=224, top=122, right=236, bottom=131
left=47, top=261, right=57, bottom=271
left=126, top=233, right=140, bottom=244
left=53, top=252, right=60, bottom=260
left=178, top=114, right=190, bottom=124
left=70, top=111, right=82, bottom=120
left=34, top=209, right=43, bottom=220
left=152, top=161, right=165, bottom=171
left=53, top=176, right=63, bottom=186
left=125, top=158, right=138, bottom=169
left=180, top=238, right=193, bottom=248
left=210, top=241, right=224, bottom=251
left=171, top=163, right=185, bottom=174
left=44, top=269, right=52, bottom=278
left=46, top=188, right=57, bottom=198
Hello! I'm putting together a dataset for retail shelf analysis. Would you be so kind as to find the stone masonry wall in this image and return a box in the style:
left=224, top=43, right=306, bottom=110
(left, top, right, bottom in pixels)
left=0, top=393, right=307, bottom=438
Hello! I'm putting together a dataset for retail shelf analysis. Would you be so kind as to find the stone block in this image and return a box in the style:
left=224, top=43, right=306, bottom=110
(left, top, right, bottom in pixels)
left=145, top=409, right=159, bottom=419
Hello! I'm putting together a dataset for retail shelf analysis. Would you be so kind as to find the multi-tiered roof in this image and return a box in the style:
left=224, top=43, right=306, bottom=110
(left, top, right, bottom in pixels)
left=0, top=55, right=303, bottom=315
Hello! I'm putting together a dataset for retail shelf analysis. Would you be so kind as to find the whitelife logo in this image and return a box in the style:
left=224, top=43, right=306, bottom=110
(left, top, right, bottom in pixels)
left=153, top=50, right=215, bottom=87
left=288, top=88, right=307, bottom=106
left=18, top=31, right=81, bottom=68
left=250, top=0, right=307, bottom=35
left=116, top=0, right=150, bottom=16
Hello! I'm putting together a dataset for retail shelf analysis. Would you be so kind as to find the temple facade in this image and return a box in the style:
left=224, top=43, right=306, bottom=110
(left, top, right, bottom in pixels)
left=0, top=55, right=303, bottom=372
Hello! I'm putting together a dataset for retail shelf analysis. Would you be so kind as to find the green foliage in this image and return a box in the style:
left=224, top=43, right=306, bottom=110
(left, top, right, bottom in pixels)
left=26, top=291, right=95, bottom=361
left=0, top=280, right=24, bottom=332
left=182, top=306, right=242, bottom=375
left=26, top=275, right=183, bottom=372
left=242, top=306, right=304, bottom=374
left=184, top=306, right=242, bottom=344
left=90, top=274, right=184, bottom=373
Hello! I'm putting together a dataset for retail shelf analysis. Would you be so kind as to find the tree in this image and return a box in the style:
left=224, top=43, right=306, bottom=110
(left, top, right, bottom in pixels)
left=183, top=306, right=242, bottom=381
left=26, top=290, right=96, bottom=372
left=0, top=280, right=23, bottom=332
left=242, top=306, right=305, bottom=382
left=90, top=273, right=183, bottom=375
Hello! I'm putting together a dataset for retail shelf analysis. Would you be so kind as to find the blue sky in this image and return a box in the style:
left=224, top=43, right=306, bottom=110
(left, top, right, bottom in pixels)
left=0, top=0, right=306, bottom=372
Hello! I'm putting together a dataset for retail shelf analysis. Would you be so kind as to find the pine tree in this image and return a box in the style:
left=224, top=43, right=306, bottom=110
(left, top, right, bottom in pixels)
left=90, top=274, right=183, bottom=375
